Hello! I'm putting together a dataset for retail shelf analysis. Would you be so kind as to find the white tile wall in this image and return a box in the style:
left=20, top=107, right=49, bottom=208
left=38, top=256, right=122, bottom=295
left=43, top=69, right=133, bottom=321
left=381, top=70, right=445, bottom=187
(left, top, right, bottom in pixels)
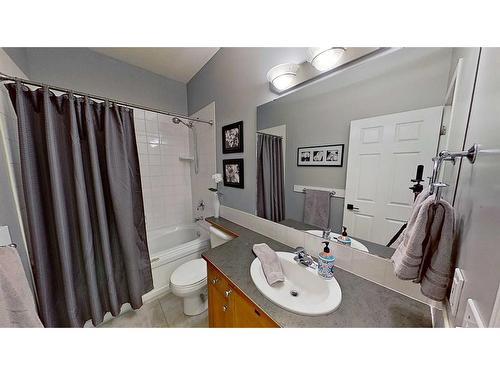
left=134, top=109, right=193, bottom=231
left=189, top=102, right=216, bottom=220
left=219, top=205, right=442, bottom=308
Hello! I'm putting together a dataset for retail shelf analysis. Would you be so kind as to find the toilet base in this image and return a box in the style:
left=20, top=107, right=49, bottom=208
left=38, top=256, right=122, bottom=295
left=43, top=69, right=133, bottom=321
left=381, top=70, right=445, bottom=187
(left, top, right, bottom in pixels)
left=183, top=293, right=208, bottom=316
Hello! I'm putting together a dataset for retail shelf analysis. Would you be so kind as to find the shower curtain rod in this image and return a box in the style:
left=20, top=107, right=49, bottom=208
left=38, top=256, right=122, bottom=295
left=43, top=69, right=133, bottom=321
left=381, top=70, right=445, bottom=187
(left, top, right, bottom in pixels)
left=0, top=72, right=213, bottom=126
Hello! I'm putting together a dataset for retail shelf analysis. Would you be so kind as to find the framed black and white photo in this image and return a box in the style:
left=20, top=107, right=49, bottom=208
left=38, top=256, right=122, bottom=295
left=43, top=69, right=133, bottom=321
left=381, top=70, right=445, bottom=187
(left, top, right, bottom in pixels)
left=297, top=144, right=344, bottom=167
left=222, top=121, right=243, bottom=153
left=223, top=158, right=244, bottom=188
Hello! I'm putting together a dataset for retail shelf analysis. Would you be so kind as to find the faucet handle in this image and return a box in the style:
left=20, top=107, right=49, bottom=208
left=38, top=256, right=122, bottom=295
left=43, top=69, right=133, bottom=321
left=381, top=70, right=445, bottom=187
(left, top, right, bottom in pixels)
left=294, top=247, right=307, bottom=259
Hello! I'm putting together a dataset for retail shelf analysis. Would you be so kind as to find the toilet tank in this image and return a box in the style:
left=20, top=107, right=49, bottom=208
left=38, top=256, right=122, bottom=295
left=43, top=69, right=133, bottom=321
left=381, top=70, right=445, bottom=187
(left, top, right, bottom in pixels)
left=209, top=226, right=235, bottom=248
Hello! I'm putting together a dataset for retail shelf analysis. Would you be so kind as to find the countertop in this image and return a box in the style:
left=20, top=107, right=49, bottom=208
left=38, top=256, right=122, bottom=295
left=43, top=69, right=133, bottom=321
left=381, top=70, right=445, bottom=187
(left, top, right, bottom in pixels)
left=278, top=218, right=396, bottom=259
left=203, top=217, right=432, bottom=328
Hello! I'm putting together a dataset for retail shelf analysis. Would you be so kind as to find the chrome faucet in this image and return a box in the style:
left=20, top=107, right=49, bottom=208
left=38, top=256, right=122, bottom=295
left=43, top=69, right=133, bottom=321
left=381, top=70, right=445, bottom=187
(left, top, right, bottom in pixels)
left=293, top=247, right=317, bottom=269
left=322, top=228, right=331, bottom=240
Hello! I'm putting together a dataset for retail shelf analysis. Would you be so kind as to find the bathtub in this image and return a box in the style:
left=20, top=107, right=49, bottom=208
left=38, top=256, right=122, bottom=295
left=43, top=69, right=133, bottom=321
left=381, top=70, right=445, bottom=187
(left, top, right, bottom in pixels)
left=142, top=223, right=210, bottom=302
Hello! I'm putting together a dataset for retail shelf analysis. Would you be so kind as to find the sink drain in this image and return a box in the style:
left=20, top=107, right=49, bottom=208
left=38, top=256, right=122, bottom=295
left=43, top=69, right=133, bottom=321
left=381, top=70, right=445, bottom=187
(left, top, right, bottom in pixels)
left=290, top=290, right=299, bottom=297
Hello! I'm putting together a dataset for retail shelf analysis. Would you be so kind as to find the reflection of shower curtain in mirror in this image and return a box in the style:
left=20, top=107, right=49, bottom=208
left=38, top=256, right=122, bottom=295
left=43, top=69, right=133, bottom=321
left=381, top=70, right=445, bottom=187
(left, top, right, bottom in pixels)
left=256, top=133, right=285, bottom=222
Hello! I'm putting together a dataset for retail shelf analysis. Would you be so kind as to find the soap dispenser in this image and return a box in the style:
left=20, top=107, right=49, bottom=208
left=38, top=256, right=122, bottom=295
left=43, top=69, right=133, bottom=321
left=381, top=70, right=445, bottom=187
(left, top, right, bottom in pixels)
left=337, top=226, right=352, bottom=246
left=317, top=241, right=335, bottom=280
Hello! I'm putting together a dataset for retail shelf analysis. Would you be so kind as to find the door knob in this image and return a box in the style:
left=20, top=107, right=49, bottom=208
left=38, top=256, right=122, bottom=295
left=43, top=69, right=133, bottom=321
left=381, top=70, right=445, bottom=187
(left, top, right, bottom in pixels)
left=346, top=204, right=359, bottom=211
left=211, top=278, right=219, bottom=285
left=222, top=304, right=228, bottom=312
left=224, top=289, right=232, bottom=298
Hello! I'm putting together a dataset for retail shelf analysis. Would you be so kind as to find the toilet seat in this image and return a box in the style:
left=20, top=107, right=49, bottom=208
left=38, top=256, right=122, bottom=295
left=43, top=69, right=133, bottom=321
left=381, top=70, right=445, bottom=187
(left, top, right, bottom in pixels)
left=170, top=258, right=207, bottom=289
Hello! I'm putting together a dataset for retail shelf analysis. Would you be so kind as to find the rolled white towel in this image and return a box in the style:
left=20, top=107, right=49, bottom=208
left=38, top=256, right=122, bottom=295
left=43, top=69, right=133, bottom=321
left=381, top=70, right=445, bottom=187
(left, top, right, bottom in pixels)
left=252, top=243, right=285, bottom=286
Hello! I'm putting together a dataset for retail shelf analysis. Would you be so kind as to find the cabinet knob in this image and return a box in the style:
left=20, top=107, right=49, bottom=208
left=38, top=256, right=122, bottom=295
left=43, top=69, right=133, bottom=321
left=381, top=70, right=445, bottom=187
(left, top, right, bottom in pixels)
left=224, top=289, right=232, bottom=298
left=222, top=304, right=228, bottom=312
left=211, top=278, right=219, bottom=285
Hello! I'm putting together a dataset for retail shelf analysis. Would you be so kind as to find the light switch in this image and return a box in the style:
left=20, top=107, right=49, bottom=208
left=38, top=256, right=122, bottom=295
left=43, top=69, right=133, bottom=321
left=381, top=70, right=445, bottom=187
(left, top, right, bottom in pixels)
left=462, top=299, right=485, bottom=328
left=449, top=268, right=465, bottom=317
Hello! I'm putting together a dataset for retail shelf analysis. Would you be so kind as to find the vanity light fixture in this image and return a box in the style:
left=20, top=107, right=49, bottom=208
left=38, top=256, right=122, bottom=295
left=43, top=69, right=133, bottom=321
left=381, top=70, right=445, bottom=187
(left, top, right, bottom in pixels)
left=307, top=47, right=346, bottom=71
left=266, top=63, right=300, bottom=91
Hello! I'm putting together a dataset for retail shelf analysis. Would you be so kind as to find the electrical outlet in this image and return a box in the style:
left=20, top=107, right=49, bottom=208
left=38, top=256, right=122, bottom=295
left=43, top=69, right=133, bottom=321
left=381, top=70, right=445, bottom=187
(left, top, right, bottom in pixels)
left=462, top=299, right=485, bottom=328
left=449, top=268, right=465, bottom=316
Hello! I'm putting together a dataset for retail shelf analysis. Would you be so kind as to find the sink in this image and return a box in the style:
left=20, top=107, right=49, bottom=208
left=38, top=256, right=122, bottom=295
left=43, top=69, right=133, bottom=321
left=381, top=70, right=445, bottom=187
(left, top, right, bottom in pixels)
left=250, top=252, right=342, bottom=316
left=305, top=230, right=369, bottom=252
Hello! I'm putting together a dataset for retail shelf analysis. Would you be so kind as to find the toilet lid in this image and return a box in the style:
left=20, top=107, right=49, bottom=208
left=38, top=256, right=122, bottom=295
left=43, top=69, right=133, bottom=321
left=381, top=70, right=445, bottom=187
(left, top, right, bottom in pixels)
left=171, top=258, right=207, bottom=287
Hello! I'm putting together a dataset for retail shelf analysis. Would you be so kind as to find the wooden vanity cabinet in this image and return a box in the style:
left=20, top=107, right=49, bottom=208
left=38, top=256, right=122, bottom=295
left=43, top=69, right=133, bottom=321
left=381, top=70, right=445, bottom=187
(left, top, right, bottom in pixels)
left=207, top=262, right=279, bottom=328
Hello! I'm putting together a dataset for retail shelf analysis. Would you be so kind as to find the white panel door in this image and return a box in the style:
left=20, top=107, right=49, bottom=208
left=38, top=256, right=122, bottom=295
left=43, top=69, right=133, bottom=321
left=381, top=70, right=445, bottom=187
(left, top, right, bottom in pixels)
left=343, top=107, right=443, bottom=245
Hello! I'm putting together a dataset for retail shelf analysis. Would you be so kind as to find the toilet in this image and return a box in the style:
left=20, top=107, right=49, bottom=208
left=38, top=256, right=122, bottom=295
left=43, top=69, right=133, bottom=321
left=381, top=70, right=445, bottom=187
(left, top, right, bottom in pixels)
left=170, top=224, right=235, bottom=316
left=170, top=258, right=208, bottom=316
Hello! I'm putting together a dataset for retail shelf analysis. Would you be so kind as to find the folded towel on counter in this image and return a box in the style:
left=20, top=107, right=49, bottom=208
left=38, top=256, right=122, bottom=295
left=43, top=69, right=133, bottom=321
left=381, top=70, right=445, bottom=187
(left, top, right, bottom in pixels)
left=392, top=186, right=432, bottom=248
left=0, top=245, right=43, bottom=327
left=252, top=243, right=284, bottom=286
left=391, top=194, right=439, bottom=280
left=420, top=199, right=455, bottom=301
left=303, top=189, right=331, bottom=229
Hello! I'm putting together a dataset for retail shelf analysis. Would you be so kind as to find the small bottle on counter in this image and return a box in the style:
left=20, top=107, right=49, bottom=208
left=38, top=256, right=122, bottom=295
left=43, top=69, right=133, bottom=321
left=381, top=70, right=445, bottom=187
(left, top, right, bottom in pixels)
left=317, top=241, right=335, bottom=279
left=337, top=226, right=352, bottom=246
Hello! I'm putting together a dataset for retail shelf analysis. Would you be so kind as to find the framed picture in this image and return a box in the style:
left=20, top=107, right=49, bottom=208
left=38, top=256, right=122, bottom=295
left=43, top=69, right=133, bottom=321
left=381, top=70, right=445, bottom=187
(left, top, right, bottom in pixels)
left=223, top=158, right=244, bottom=188
left=297, top=144, right=344, bottom=167
left=222, top=121, right=243, bottom=153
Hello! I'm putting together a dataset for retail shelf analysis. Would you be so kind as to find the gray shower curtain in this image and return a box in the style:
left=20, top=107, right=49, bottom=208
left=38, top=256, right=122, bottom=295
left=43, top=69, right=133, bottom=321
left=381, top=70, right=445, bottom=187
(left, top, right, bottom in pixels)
left=256, top=133, right=285, bottom=222
left=6, top=82, right=153, bottom=327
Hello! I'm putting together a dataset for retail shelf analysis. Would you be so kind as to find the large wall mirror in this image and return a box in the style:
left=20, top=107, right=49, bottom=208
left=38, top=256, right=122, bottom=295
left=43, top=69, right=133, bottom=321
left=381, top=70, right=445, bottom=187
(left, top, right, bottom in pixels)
left=255, top=47, right=480, bottom=259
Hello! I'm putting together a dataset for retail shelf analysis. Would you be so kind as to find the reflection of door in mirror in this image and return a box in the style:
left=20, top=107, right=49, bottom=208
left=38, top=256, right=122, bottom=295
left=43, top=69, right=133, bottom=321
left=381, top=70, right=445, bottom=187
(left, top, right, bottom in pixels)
left=343, top=106, right=443, bottom=246
left=256, top=126, right=286, bottom=222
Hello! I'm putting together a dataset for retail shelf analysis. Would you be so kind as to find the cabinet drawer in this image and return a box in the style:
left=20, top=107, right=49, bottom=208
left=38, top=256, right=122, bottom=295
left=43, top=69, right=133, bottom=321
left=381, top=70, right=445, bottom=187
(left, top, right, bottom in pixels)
left=207, top=263, right=232, bottom=295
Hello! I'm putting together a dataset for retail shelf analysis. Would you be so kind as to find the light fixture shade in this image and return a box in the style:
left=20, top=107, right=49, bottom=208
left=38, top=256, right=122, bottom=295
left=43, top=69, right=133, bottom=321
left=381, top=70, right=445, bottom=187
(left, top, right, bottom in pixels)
left=307, top=47, right=346, bottom=71
left=266, top=63, right=300, bottom=91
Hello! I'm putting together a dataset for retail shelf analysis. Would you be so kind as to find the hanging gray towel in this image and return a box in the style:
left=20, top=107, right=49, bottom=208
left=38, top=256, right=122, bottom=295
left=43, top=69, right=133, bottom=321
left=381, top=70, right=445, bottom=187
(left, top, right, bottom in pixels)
left=420, top=199, right=455, bottom=301
left=391, top=194, right=439, bottom=280
left=0, top=246, right=43, bottom=327
left=303, top=189, right=331, bottom=229
left=252, top=243, right=284, bottom=286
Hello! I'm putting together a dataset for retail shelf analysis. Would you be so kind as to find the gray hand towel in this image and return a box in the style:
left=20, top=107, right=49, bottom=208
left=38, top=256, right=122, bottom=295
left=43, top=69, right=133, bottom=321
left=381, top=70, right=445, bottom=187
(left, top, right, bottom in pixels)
left=391, top=194, right=438, bottom=280
left=303, top=189, right=331, bottom=229
left=420, top=199, right=455, bottom=301
left=252, top=243, right=285, bottom=286
left=0, top=246, right=43, bottom=327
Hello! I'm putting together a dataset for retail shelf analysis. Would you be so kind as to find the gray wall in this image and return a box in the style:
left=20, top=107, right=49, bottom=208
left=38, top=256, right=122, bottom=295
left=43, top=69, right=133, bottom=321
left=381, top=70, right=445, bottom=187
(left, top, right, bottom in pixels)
left=257, top=48, right=453, bottom=229
left=187, top=48, right=308, bottom=213
left=4, top=47, right=188, bottom=114
left=453, top=48, right=500, bottom=326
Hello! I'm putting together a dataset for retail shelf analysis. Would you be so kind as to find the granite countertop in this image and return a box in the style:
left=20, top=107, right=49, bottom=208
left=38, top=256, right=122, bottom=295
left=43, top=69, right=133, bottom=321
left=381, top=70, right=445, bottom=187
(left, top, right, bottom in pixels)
left=203, top=217, right=432, bottom=328
left=278, top=218, right=396, bottom=259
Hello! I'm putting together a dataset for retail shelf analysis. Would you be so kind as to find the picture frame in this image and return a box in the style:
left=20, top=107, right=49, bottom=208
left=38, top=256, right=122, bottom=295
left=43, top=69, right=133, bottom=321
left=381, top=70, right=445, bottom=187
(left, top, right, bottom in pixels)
left=222, top=158, right=244, bottom=188
left=297, top=144, right=344, bottom=167
left=222, top=121, right=244, bottom=154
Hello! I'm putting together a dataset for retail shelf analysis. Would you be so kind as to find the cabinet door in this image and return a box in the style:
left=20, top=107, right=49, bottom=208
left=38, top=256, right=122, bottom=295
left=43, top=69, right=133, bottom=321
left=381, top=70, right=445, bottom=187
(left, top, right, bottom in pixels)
left=208, top=286, right=234, bottom=328
left=233, top=293, right=279, bottom=328
left=207, top=264, right=234, bottom=328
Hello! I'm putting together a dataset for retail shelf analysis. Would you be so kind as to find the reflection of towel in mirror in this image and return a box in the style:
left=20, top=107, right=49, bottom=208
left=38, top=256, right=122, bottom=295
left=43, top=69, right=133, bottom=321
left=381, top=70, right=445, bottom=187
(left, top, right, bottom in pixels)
left=0, top=246, right=43, bottom=327
left=303, top=189, right=330, bottom=229
left=392, top=187, right=432, bottom=248
left=252, top=243, right=284, bottom=286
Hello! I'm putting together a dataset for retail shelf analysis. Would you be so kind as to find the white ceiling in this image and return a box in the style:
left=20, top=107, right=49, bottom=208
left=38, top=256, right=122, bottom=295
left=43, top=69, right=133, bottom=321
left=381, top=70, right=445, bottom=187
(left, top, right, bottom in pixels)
left=91, top=48, right=219, bottom=83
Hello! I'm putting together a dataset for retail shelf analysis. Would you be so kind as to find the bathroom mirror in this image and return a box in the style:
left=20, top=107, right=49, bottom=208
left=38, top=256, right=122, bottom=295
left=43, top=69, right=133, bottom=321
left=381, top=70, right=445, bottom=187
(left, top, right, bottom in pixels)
left=255, top=47, right=480, bottom=258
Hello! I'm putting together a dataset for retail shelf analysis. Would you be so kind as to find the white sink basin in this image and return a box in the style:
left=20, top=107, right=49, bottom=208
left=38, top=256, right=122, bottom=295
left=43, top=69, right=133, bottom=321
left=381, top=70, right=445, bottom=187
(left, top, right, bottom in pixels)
left=250, top=252, right=342, bottom=316
left=305, top=230, right=369, bottom=252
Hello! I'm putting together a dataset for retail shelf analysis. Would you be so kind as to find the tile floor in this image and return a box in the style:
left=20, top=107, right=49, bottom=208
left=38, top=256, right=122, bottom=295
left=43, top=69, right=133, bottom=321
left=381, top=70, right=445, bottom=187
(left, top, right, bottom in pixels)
left=98, top=293, right=208, bottom=328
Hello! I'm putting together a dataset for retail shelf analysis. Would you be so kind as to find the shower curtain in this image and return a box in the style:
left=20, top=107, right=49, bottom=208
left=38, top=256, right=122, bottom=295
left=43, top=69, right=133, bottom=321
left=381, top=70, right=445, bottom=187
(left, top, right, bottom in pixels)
left=6, top=82, right=153, bottom=327
left=256, top=133, right=285, bottom=222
